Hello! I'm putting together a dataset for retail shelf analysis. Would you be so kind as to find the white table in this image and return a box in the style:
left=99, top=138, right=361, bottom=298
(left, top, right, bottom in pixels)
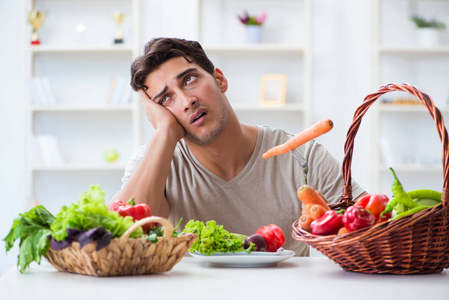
left=1, top=257, right=448, bottom=300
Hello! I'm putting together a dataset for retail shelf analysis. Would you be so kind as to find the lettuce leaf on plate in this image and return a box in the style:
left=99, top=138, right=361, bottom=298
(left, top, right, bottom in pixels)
left=183, top=220, right=246, bottom=255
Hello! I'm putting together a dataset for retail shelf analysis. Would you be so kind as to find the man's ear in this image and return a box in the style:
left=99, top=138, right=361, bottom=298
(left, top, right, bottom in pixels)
left=213, top=68, right=228, bottom=93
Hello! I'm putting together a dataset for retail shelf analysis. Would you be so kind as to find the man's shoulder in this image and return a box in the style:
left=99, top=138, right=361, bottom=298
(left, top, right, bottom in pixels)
left=256, top=125, right=295, bottom=146
left=257, top=125, right=293, bottom=138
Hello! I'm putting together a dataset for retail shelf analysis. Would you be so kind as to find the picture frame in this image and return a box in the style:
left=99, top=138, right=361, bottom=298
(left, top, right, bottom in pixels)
left=259, top=74, right=287, bottom=107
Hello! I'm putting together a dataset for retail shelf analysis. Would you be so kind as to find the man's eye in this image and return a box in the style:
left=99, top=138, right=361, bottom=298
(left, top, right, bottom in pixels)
left=160, top=96, right=170, bottom=105
left=185, top=75, right=197, bottom=86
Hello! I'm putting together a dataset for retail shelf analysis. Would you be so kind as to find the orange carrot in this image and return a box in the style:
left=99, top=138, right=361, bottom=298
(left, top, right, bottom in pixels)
left=298, top=214, right=315, bottom=232
left=262, top=119, right=333, bottom=159
left=316, top=191, right=328, bottom=205
left=296, top=184, right=331, bottom=211
left=338, top=227, right=350, bottom=235
left=301, top=203, right=314, bottom=216
left=309, top=204, right=327, bottom=220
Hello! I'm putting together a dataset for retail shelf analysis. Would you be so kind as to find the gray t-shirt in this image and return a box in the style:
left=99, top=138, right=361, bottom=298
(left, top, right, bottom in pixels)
left=122, top=125, right=365, bottom=256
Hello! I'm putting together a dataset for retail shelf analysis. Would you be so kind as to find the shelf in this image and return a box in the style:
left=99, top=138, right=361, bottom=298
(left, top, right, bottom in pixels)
left=378, top=103, right=449, bottom=113
left=379, top=46, right=449, bottom=55
left=29, top=104, right=135, bottom=112
left=203, top=44, right=304, bottom=53
left=26, top=44, right=135, bottom=54
left=231, top=103, right=304, bottom=112
left=32, top=165, right=126, bottom=172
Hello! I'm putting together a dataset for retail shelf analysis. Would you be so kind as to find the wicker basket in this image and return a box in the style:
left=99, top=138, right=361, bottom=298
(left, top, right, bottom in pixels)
left=292, top=83, right=449, bottom=274
left=45, top=216, right=198, bottom=276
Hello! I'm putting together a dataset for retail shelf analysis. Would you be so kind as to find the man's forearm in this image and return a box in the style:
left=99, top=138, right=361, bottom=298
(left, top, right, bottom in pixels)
left=112, top=130, right=178, bottom=218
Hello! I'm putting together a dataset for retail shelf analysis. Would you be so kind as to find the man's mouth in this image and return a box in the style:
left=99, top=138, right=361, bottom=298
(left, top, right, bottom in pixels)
left=190, top=109, right=207, bottom=125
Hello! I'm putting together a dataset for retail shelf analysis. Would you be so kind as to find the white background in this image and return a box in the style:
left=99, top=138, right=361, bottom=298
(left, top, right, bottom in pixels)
left=1, top=0, right=448, bottom=274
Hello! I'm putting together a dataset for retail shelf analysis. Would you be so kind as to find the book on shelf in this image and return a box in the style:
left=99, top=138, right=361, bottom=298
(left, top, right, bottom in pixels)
left=29, top=76, right=56, bottom=105
left=30, top=134, right=65, bottom=167
left=106, top=75, right=132, bottom=105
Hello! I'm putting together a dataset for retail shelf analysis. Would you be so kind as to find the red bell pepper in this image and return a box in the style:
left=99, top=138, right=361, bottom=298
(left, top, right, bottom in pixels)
left=355, top=194, right=391, bottom=223
left=310, top=210, right=344, bottom=235
left=342, top=205, right=375, bottom=232
left=109, top=198, right=154, bottom=232
left=255, top=224, right=285, bottom=252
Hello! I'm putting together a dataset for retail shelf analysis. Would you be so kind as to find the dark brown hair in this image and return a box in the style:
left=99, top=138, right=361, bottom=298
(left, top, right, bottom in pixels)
left=130, top=37, right=215, bottom=92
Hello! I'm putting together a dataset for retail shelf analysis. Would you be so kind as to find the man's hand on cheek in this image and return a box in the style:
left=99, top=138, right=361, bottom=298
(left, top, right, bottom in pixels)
left=138, top=90, right=185, bottom=141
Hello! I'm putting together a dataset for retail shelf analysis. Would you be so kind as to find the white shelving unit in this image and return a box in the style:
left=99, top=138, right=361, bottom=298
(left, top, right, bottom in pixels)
left=370, top=0, right=449, bottom=194
left=193, top=0, right=312, bottom=133
left=23, top=0, right=141, bottom=212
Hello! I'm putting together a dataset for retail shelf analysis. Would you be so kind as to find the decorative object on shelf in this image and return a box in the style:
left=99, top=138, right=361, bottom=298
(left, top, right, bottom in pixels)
left=380, top=91, right=421, bottom=105
left=112, top=11, right=125, bottom=44
left=106, top=75, right=132, bottom=105
left=259, top=74, right=287, bottom=107
left=31, top=135, right=65, bottom=167
left=104, top=149, right=120, bottom=163
left=29, top=76, right=56, bottom=105
left=410, top=15, right=446, bottom=46
left=28, top=10, right=46, bottom=45
left=238, top=11, right=267, bottom=44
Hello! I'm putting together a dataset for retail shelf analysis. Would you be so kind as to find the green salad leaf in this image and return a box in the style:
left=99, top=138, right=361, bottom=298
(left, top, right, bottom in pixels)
left=3, top=205, right=55, bottom=273
left=183, top=220, right=246, bottom=255
left=51, top=185, right=143, bottom=241
left=146, top=218, right=183, bottom=244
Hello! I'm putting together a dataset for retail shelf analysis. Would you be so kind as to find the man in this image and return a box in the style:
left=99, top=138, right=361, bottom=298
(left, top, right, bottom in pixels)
left=112, top=37, right=365, bottom=256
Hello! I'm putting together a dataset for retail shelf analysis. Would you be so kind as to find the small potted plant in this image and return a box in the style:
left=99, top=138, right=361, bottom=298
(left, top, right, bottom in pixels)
left=410, top=15, right=446, bottom=46
left=237, top=11, right=267, bottom=44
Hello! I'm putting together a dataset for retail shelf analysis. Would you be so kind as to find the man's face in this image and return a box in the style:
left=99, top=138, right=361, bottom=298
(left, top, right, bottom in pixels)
left=144, top=57, right=229, bottom=145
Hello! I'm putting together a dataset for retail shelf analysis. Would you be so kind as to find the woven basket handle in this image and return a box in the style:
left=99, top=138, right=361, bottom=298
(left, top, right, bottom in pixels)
left=121, top=216, right=174, bottom=240
left=341, top=83, right=449, bottom=208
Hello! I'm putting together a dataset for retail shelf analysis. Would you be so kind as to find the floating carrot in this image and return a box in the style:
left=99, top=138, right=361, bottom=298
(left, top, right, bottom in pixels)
left=297, top=184, right=331, bottom=211
left=262, top=119, right=333, bottom=159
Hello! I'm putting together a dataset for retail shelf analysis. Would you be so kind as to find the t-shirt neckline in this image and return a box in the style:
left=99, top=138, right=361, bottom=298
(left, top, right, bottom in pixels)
left=183, top=126, right=264, bottom=188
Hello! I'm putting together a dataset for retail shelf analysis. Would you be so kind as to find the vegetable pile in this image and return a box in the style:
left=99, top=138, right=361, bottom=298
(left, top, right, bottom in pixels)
left=297, top=167, right=442, bottom=236
left=183, top=220, right=285, bottom=255
left=3, top=185, right=180, bottom=273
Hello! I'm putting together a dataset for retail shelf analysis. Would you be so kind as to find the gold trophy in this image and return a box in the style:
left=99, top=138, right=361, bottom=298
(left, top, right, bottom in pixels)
left=112, top=11, right=125, bottom=44
left=28, top=10, right=46, bottom=45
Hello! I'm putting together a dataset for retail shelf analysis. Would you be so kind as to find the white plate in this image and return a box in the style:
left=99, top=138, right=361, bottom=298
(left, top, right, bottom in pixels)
left=189, top=248, right=295, bottom=268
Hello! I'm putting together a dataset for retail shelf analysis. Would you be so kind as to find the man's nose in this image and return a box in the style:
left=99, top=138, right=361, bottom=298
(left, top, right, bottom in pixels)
left=180, top=92, right=197, bottom=112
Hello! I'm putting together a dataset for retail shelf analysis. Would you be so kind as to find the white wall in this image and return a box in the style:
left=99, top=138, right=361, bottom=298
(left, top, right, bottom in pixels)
left=310, top=0, right=371, bottom=189
left=0, top=0, right=24, bottom=274
left=0, top=0, right=373, bottom=274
